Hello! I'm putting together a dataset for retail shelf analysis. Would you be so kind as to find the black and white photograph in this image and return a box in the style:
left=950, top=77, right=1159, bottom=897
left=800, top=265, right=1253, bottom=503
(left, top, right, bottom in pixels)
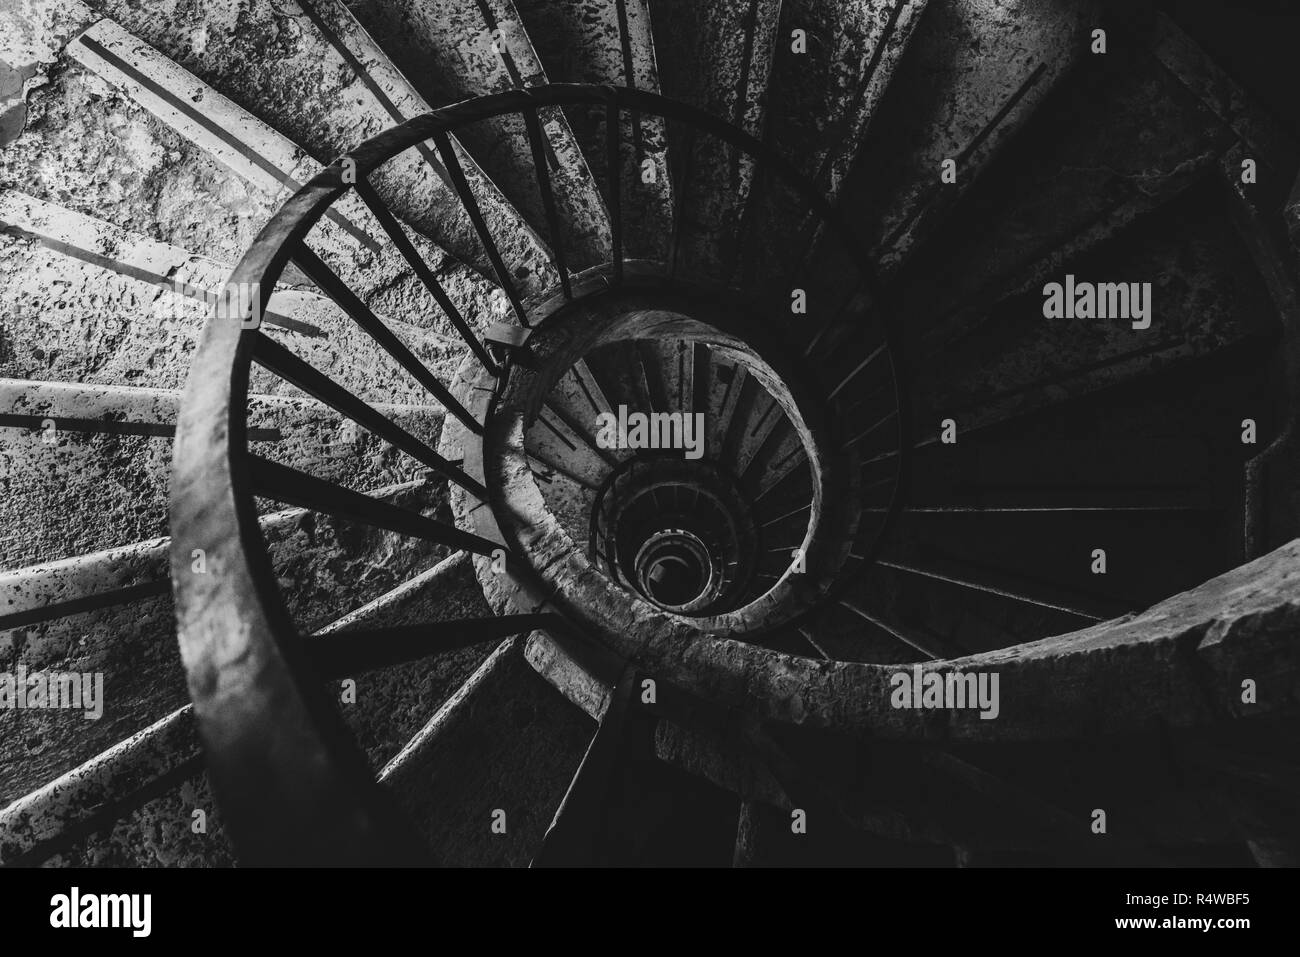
left=0, top=0, right=1295, bottom=932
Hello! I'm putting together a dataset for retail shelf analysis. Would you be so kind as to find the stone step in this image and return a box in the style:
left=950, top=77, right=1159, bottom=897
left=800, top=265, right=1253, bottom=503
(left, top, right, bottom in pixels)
left=379, top=636, right=593, bottom=866
left=768, top=0, right=929, bottom=199
left=742, top=0, right=929, bottom=286
left=809, top=14, right=1288, bottom=459
left=541, top=358, right=628, bottom=465
left=85, top=2, right=555, bottom=292
left=525, top=404, right=614, bottom=491
left=0, top=549, right=494, bottom=865
left=348, top=0, right=611, bottom=271
left=0, top=376, right=445, bottom=569
left=0, top=705, right=221, bottom=867
left=892, top=12, right=1297, bottom=373
left=744, top=424, right=807, bottom=502
left=777, top=0, right=1100, bottom=342
left=0, top=478, right=452, bottom=811
left=635, top=338, right=695, bottom=417
left=651, top=0, right=783, bottom=281
left=908, top=185, right=1273, bottom=436
left=580, top=340, right=652, bottom=422
left=842, top=0, right=1100, bottom=273
left=897, top=39, right=1232, bottom=351
left=702, top=347, right=748, bottom=462
left=56, top=18, right=515, bottom=348
left=0, top=189, right=478, bottom=403
left=719, top=365, right=782, bottom=476
left=0, top=0, right=99, bottom=149
left=515, top=0, right=673, bottom=261
left=310, top=551, right=506, bottom=777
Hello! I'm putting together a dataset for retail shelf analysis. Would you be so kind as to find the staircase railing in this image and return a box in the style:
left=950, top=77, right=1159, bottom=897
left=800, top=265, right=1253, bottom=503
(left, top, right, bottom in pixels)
left=169, top=85, right=904, bottom=863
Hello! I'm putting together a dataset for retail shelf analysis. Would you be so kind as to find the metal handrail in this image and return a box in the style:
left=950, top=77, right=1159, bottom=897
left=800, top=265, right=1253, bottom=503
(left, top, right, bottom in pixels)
left=169, top=84, right=905, bottom=863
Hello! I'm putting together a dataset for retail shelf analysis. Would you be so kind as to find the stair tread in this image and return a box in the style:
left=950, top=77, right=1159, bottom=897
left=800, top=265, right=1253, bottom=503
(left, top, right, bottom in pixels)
left=349, top=0, right=611, bottom=270
left=514, top=0, right=674, bottom=261
left=84, top=3, right=555, bottom=290
left=0, top=549, right=495, bottom=864
left=380, top=635, right=593, bottom=867
left=841, top=0, right=1099, bottom=272
left=652, top=0, right=782, bottom=279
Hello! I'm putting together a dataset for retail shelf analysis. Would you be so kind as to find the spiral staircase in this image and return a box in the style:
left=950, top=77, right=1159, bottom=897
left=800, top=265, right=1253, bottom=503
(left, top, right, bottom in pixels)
left=1, top=0, right=1298, bottom=867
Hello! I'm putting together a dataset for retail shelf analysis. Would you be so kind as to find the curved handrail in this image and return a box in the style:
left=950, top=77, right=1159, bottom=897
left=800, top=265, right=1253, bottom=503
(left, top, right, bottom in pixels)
left=168, top=84, right=905, bottom=862
left=170, top=84, right=1299, bottom=865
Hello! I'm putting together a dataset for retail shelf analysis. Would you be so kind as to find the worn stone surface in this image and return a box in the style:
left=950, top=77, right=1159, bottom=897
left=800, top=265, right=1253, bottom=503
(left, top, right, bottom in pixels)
left=840, top=0, right=1097, bottom=272
left=536, top=355, right=625, bottom=507
left=378, top=637, right=592, bottom=866
left=320, top=551, right=503, bottom=772
left=0, top=705, right=211, bottom=864
left=1, top=54, right=279, bottom=268
left=0, top=51, right=506, bottom=378
left=524, top=630, right=609, bottom=719
left=894, top=44, right=1232, bottom=344
left=526, top=406, right=610, bottom=491
left=909, top=186, right=1273, bottom=435
left=0, top=229, right=482, bottom=406
left=514, top=0, right=673, bottom=261
left=650, top=0, right=781, bottom=280
left=89, top=0, right=553, bottom=288
left=0, top=1, right=98, bottom=145
left=767, top=1, right=927, bottom=195
left=1, top=538, right=490, bottom=864
left=40, top=765, right=234, bottom=866
left=0, top=377, right=445, bottom=567
left=0, top=478, right=449, bottom=807
left=742, top=0, right=928, bottom=282
left=346, top=0, right=611, bottom=270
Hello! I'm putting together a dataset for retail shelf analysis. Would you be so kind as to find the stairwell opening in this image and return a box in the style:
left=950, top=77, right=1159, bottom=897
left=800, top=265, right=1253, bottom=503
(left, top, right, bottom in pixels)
left=637, top=530, right=712, bottom=609
left=447, top=271, right=865, bottom=647
left=591, top=454, right=760, bottom=616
